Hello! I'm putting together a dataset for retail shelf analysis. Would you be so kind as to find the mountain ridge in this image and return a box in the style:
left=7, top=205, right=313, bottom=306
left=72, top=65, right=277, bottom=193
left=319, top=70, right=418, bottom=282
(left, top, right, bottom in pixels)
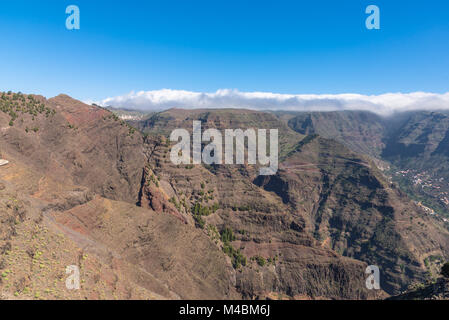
left=1, top=92, right=448, bottom=299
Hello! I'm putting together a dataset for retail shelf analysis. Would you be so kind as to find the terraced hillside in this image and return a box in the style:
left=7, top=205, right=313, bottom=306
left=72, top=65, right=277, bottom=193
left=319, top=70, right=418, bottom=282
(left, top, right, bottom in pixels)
left=1, top=93, right=448, bottom=299
left=0, top=93, right=238, bottom=299
left=134, top=108, right=449, bottom=296
left=285, top=110, right=449, bottom=217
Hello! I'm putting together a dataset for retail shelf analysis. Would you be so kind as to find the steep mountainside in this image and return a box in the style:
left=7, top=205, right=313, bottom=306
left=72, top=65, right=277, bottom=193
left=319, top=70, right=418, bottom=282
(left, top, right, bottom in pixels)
left=0, top=92, right=237, bottom=299
left=284, top=110, right=449, bottom=217
left=132, top=108, right=302, bottom=160
left=2, top=93, right=449, bottom=299
left=134, top=108, right=449, bottom=296
left=135, top=110, right=376, bottom=299
left=382, top=111, right=449, bottom=215
left=287, top=111, right=387, bottom=158
left=389, top=277, right=449, bottom=300
left=257, top=135, right=449, bottom=293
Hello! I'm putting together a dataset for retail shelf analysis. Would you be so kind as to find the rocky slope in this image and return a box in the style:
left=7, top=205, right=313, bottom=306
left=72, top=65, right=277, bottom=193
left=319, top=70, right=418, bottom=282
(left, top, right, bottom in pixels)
left=286, top=111, right=387, bottom=158
left=389, top=277, right=449, bottom=300
left=1, top=93, right=448, bottom=299
left=284, top=110, right=449, bottom=217
left=134, top=108, right=449, bottom=296
left=257, top=135, right=449, bottom=293
left=0, top=92, right=237, bottom=299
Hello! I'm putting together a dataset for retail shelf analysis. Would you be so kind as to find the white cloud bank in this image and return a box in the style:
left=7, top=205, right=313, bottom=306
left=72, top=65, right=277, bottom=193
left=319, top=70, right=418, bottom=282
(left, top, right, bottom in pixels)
left=94, top=89, right=449, bottom=116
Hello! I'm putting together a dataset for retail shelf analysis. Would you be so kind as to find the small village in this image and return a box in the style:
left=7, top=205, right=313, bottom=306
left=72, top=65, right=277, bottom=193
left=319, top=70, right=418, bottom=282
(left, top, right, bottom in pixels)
left=395, top=168, right=449, bottom=221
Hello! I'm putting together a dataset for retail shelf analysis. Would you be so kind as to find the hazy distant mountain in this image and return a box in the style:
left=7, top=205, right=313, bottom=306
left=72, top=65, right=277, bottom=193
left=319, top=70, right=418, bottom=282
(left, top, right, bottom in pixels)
left=286, top=111, right=387, bottom=158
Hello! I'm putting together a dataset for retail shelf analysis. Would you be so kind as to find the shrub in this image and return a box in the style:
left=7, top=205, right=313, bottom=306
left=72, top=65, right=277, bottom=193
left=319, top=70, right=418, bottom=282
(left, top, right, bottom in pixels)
left=211, top=203, right=219, bottom=212
left=192, top=202, right=201, bottom=215
left=223, top=243, right=246, bottom=269
left=441, top=262, right=449, bottom=278
left=256, top=256, right=266, bottom=267
left=193, top=214, right=205, bottom=229
left=221, top=227, right=235, bottom=243
left=192, top=201, right=215, bottom=217
left=169, top=197, right=181, bottom=211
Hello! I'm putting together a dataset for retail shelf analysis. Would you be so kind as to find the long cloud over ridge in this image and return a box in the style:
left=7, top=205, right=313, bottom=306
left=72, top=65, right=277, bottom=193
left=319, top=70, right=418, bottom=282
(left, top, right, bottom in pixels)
left=94, top=89, right=449, bottom=116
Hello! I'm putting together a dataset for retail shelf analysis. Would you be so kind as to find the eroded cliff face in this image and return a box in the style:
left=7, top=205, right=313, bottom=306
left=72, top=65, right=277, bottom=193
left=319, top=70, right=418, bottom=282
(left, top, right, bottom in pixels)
left=256, top=136, right=449, bottom=294
left=0, top=93, right=238, bottom=299
left=135, top=108, right=449, bottom=297
left=1, top=93, right=447, bottom=299
left=136, top=135, right=378, bottom=299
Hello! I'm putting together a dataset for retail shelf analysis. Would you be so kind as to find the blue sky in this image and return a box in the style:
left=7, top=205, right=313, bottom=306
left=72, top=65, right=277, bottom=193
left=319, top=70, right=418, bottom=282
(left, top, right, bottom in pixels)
left=0, top=0, right=448, bottom=103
